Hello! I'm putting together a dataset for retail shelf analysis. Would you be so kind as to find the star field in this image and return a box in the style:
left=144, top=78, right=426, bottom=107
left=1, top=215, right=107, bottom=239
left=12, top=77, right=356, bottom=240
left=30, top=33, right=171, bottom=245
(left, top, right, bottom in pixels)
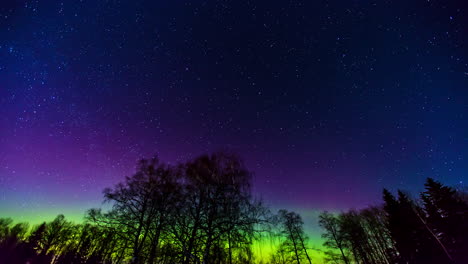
left=0, top=0, right=467, bottom=225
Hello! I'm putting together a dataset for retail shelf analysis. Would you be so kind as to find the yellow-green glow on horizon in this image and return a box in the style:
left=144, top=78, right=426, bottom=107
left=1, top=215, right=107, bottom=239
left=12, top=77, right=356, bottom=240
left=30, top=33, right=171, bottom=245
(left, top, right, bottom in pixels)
left=251, top=234, right=327, bottom=264
left=2, top=207, right=336, bottom=264
left=1, top=208, right=87, bottom=225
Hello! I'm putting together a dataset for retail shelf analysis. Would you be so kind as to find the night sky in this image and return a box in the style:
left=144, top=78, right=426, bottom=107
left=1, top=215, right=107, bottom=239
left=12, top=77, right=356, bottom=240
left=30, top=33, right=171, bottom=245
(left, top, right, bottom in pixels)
left=0, top=0, right=467, bottom=236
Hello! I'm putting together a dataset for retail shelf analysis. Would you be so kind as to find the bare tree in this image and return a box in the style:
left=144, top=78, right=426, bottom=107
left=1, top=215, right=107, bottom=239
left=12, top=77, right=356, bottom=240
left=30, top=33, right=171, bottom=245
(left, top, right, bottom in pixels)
left=318, top=212, right=350, bottom=264
left=171, top=152, right=264, bottom=264
left=276, top=210, right=312, bottom=264
left=88, top=157, right=178, bottom=264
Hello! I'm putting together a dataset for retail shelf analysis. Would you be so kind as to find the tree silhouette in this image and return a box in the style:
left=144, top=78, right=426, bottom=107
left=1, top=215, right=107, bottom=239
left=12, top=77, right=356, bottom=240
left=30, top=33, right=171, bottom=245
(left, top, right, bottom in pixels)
left=275, top=210, right=312, bottom=264
left=86, top=152, right=267, bottom=264
left=88, top=156, right=179, bottom=264
left=358, top=207, right=397, bottom=264
left=1, top=153, right=467, bottom=264
left=172, top=152, right=264, bottom=264
left=421, top=178, right=468, bottom=263
left=383, top=189, right=452, bottom=264
left=318, top=211, right=350, bottom=264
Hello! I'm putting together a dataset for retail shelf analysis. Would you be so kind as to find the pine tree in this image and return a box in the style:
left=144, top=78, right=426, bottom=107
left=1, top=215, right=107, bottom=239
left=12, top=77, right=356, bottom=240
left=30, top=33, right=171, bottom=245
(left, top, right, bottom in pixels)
left=383, top=188, right=450, bottom=264
left=422, top=178, right=468, bottom=263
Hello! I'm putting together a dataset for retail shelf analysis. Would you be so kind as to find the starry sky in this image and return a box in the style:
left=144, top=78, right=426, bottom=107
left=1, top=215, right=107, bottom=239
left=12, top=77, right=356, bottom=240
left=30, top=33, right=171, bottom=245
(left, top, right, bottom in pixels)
left=0, top=0, right=467, bottom=232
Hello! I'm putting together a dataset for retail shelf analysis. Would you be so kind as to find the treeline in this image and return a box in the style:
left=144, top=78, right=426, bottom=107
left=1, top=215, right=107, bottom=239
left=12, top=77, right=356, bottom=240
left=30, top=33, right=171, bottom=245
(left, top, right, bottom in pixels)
left=0, top=152, right=467, bottom=264
left=319, top=178, right=468, bottom=264
left=0, top=153, right=312, bottom=264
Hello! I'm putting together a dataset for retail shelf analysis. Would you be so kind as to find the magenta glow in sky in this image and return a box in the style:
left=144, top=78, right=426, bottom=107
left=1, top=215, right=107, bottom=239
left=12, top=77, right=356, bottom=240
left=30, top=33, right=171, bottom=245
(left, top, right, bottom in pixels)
left=1, top=1, right=467, bottom=226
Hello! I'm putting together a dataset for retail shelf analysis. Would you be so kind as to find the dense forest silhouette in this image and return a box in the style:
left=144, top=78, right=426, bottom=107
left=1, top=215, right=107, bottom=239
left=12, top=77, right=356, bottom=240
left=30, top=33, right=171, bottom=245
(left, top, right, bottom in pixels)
left=0, top=152, right=467, bottom=264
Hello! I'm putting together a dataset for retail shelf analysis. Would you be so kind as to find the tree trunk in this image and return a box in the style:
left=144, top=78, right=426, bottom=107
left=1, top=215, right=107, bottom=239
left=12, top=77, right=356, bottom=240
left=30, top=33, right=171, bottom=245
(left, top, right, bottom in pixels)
left=286, top=223, right=301, bottom=264
left=148, top=225, right=162, bottom=264
left=297, top=232, right=312, bottom=264
left=228, top=231, right=232, bottom=264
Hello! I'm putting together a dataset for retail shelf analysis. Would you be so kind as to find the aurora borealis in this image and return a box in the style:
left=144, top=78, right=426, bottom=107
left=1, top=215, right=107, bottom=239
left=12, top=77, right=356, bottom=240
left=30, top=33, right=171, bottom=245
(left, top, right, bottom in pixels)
left=0, top=0, right=467, bottom=258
